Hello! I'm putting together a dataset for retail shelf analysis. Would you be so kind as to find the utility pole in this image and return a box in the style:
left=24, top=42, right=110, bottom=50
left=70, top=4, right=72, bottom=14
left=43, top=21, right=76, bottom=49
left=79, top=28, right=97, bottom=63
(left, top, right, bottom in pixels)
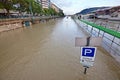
left=29, top=1, right=34, bottom=23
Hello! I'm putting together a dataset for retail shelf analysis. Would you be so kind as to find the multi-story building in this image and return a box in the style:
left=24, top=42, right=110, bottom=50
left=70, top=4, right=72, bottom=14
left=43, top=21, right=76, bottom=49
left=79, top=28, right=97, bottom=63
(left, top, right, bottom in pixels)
left=40, top=0, right=51, bottom=9
left=37, top=0, right=63, bottom=13
left=95, top=6, right=120, bottom=17
left=50, top=2, right=63, bottom=13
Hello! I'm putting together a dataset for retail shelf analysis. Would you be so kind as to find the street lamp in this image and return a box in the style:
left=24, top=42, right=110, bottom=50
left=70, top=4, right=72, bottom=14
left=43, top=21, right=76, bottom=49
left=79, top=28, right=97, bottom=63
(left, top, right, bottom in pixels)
left=29, top=1, right=34, bottom=23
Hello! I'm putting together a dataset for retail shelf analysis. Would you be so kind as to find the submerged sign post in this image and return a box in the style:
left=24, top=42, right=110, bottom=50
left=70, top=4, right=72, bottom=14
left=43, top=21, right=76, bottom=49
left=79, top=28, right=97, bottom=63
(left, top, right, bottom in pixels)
left=75, top=37, right=102, bottom=74
left=80, top=47, right=97, bottom=67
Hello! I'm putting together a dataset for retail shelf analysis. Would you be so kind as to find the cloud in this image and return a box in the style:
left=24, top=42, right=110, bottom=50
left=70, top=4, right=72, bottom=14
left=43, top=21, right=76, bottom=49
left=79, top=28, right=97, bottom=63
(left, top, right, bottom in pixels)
left=51, top=0, right=82, bottom=15
left=51, top=0, right=74, bottom=8
left=51, top=0, right=120, bottom=15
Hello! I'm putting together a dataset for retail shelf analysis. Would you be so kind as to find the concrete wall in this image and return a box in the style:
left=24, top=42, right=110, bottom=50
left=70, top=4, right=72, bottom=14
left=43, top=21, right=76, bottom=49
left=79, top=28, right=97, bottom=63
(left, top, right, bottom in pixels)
left=0, top=19, right=23, bottom=33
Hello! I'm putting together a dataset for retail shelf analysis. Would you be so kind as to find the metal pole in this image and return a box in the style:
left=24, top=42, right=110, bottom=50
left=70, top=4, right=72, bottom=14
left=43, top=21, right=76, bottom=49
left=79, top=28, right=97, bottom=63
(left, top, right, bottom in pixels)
left=86, top=36, right=91, bottom=46
left=29, top=2, right=33, bottom=16
left=102, top=20, right=108, bottom=37
left=98, top=21, right=103, bottom=37
left=83, top=36, right=91, bottom=74
left=29, top=1, right=34, bottom=23
left=84, top=67, right=87, bottom=74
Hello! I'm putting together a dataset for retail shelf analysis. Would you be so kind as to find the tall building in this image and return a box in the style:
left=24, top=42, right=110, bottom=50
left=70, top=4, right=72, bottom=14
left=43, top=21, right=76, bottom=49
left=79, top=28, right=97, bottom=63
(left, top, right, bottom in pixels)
left=40, top=0, right=50, bottom=9
left=50, top=2, right=63, bottom=13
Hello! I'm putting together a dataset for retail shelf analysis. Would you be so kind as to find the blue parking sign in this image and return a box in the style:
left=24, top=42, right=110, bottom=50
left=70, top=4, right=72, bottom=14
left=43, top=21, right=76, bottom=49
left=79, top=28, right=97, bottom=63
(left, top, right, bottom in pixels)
left=80, top=47, right=97, bottom=67
left=82, top=47, right=96, bottom=57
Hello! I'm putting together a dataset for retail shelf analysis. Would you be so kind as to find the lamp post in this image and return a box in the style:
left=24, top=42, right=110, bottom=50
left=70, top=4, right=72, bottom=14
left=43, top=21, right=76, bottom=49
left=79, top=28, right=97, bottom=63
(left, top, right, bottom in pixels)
left=29, top=1, right=34, bottom=23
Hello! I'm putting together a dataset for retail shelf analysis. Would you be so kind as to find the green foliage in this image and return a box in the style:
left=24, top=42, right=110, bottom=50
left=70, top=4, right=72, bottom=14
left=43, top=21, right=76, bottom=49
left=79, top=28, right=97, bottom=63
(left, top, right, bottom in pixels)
left=0, top=0, right=14, bottom=16
left=31, top=1, right=42, bottom=15
left=0, top=2, right=4, bottom=9
left=58, top=11, right=64, bottom=17
left=12, top=0, right=42, bottom=15
left=49, top=8, right=57, bottom=15
left=0, top=0, right=64, bottom=17
left=43, top=8, right=50, bottom=16
left=43, top=8, right=58, bottom=16
left=0, top=0, right=13, bottom=9
left=12, top=0, right=32, bottom=13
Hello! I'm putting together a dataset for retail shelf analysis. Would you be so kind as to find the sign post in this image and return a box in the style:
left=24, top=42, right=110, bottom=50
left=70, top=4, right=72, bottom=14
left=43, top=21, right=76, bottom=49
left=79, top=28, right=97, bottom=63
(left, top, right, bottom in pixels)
left=81, top=47, right=97, bottom=74
left=75, top=36, right=102, bottom=74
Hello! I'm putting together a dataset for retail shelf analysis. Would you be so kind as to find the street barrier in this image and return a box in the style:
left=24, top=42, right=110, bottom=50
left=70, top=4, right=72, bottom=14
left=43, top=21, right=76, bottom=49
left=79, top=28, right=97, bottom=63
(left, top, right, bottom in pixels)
left=80, top=20, right=120, bottom=39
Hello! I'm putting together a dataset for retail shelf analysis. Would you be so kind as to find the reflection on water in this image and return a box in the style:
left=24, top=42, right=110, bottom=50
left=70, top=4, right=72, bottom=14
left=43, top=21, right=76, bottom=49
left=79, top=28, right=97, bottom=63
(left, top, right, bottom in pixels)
left=0, top=17, right=120, bottom=80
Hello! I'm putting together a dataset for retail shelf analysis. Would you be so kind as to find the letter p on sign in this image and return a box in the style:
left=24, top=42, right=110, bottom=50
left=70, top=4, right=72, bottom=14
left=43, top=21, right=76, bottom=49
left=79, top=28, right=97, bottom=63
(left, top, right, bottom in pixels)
left=84, top=49, right=92, bottom=55
left=81, top=47, right=96, bottom=57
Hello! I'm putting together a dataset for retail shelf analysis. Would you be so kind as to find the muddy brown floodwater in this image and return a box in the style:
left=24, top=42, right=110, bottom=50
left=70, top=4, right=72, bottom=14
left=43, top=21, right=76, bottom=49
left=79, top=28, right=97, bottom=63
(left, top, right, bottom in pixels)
left=0, top=17, right=120, bottom=80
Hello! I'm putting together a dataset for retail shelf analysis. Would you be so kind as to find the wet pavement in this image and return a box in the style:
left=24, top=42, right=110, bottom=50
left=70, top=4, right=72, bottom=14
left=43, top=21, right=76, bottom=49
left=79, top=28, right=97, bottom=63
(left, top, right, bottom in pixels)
left=0, top=17, right=120, bottom=80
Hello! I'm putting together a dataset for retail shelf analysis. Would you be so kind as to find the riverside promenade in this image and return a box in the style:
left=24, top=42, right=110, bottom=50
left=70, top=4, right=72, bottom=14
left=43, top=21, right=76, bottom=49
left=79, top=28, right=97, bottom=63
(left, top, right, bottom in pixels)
left=0, top=16, right=59, bottom=33
left=74, top=16, right=120, bottom=63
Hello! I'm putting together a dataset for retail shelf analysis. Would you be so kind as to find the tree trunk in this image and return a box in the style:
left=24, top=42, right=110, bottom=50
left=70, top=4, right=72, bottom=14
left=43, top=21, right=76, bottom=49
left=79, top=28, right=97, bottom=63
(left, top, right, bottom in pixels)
left=6, top=9, right=10, bottom=18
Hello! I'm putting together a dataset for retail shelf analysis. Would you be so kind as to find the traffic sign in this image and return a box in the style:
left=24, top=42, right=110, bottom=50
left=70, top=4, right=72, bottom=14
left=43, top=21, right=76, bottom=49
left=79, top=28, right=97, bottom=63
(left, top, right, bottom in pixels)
left=80, top=47, right=97, bottom=67
left=75, top=37, right=100, bottom=74
left=82, top=47, right=96, bottom=57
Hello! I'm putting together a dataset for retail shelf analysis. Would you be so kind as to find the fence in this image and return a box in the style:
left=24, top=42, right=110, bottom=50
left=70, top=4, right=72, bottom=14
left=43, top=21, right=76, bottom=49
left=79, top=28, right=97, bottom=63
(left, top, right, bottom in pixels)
left=76, top=18, right=120, bottom=62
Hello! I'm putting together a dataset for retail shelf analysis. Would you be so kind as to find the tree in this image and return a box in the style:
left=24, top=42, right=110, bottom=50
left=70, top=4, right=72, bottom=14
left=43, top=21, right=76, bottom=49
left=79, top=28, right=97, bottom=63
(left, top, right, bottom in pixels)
left=43, top=8, right=50, bottom=16
left=0, top=0, right=14, bottom=17
left=13, top=0, right=42, bottom=16
left=42, top=8, right=58, bottom=16
left=0, top=0, right=64, bottom=17
left=58, top=11, right=64, bottom=17
left=13, top=0, right=30, bottom=14
left=49, top=8, right=57, bottom=16
left=30, top=1, right=42, bottom=16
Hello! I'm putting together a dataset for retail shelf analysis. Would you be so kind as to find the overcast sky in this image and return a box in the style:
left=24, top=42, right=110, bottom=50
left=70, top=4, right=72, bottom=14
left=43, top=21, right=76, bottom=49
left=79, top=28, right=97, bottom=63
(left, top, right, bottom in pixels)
left=51, top=0, right=120, bottom=15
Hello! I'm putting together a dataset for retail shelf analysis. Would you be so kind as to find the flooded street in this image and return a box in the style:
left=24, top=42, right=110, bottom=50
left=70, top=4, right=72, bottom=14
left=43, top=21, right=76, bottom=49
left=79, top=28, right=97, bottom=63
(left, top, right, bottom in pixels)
left=0, top=17, right=120, bottom=80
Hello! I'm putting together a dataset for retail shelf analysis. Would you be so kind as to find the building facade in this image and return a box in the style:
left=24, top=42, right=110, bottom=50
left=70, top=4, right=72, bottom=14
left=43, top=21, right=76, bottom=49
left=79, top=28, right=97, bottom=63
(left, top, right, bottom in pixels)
left=95, top=6, right=120, bottom=17
left=40, top=0, right=50, bottom=9
left=37, top=0, right=63, bottom=13
left=50, top=2, right=63, bottom=13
